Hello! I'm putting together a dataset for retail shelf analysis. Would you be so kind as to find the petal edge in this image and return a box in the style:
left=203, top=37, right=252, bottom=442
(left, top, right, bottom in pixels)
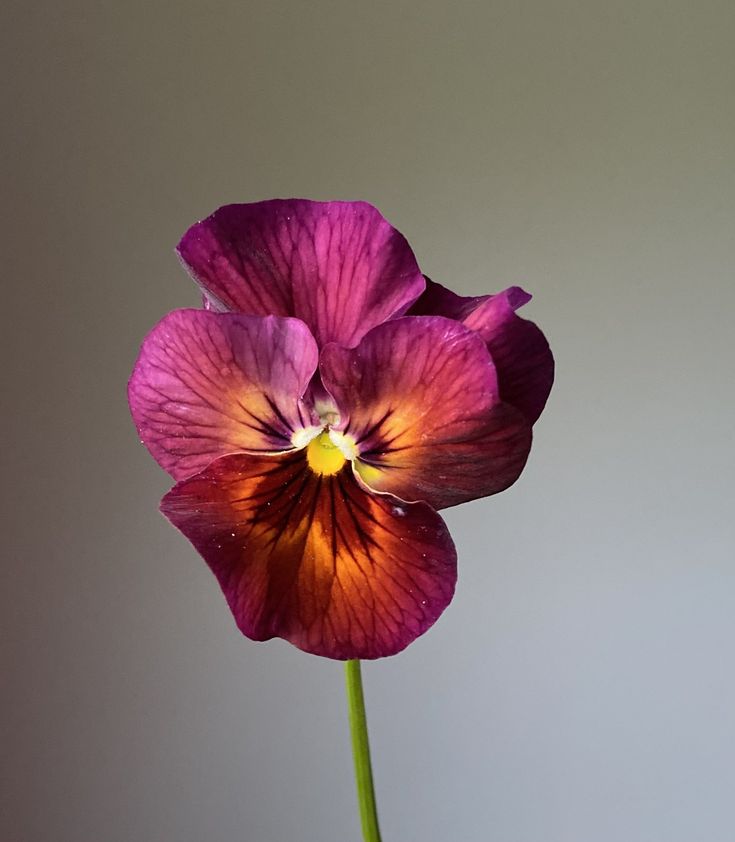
left=161, top=452, right=457, bottom=659
left=128, top=310, right=318, bottom=479
left=178, top=199, right=427, bottom=348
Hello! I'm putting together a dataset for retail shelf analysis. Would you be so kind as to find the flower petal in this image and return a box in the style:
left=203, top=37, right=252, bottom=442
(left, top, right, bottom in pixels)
left=411, top=279, right=554, bottom=423
left=177, top=199, right=426, bottom=348
left=320, top=317, right=532, bottom=510
left=128, top=310, right=318, bottom=480
left=161, top=452, right=457, bottom=660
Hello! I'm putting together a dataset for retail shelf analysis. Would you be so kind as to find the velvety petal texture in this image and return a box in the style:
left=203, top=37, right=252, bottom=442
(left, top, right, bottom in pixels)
left=178, top=199, right=426, bottom=348
left=128, top=199, right=554, bottom=660
left=321, top=317, right=532, bottom=509
left=411, top=279, right=554, bottom=424
left=128, top=311, right=317, bottom=480
left=162, top=452, right=457, bottom=659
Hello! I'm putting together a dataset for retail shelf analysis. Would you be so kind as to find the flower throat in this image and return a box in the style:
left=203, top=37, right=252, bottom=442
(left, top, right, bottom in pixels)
left=306, top=431, right=347, bottom=476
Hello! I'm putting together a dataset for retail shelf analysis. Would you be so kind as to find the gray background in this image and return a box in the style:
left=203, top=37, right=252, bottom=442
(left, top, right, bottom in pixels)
left=3, top=2, right=734, bottom=841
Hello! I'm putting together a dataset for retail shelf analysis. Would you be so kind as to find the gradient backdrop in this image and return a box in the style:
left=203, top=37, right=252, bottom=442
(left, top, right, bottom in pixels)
left=3, top=2, right=734, bottom=841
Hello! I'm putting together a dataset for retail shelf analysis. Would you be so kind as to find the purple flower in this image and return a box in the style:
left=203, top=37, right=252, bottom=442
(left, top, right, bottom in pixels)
left=129, top=200, right=553, bottom=659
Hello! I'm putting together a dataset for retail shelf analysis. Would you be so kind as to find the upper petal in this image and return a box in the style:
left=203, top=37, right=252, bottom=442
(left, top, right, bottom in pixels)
left=177, top=199, right=426, bottom=348
left=320, top=317, right=532, bottom=510
left=409, top=276, right=488, bottom=321
left=161, top=452, right=457, bottom=660
left=410, top=279, right=554, bottom=424
left=128, top=310, right=318, bottom=480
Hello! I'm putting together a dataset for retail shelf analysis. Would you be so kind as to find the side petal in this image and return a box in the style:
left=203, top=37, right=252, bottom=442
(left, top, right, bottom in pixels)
left=320, top=317, right=532, bottom=510
left=177, top=199, right=426, bottom=348
left=161, top=452, right=457, bottom=660
left=411, top=279, right=554, bottom=424
left=128, top=310, right=318, bottom=480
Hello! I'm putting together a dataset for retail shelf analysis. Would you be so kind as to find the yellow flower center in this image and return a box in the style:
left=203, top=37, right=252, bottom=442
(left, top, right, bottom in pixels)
left=306, top=431, right=347, bottom=476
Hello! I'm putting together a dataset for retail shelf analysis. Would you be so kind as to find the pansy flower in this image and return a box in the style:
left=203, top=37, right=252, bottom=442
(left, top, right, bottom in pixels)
left=128, top=199, right=553, bottom=659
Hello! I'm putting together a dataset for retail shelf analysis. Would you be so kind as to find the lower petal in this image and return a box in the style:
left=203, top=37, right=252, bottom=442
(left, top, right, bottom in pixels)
left=161, top=452, right=457, bottom=660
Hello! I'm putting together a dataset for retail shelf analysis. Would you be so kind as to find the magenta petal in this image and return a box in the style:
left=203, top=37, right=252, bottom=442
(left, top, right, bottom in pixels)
left=464, top=289, right=554, bottom=424
left=161, top=452, right=457, bottom=660
left=128, top=310, right=318, bottom=480
left=177, top=199, right=426, bottom=348
left=411, top=279, right=554, bottom=424
left=409, top=276, right=489, bottom=322
left=320, top=316, right=532, bottom=510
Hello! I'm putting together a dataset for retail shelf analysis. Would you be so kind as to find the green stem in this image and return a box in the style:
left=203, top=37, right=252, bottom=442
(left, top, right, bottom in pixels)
left=344, top=659, right=382, bottom=842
